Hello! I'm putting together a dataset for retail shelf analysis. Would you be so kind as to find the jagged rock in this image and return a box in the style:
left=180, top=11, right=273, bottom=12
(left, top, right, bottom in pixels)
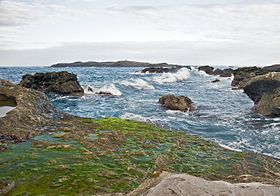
left=141, top=67, right=180, bottom=73
left=132, top=172, right=280, bottom=196
left=159, top=95, right=194, bottom=112
left=243, top=72, right=280, bottom=116
left=20, top=71, right=84, bottom=96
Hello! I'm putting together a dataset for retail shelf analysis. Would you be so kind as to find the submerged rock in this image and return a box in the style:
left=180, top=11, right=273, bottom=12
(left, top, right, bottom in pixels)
left=20, top=71, right=84, bottom=96
left=243, top=72, right=280, bottom=116
left=141, top=67, right=180, bottom=73
left=159, top=94, right=194, bottom=112
left=134, top=172, right=280, bottom=196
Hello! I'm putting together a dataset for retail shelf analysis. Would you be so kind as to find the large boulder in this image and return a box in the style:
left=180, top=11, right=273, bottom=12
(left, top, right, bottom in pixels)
left=132, top=172, right=280, bottom=196
left=159, top=95, right=194, bottom=112
left=20, top=71, right=84, bottom=96
left=141, top=67, right=180, bottom=73
left=243, top=72, right=280, bottom=116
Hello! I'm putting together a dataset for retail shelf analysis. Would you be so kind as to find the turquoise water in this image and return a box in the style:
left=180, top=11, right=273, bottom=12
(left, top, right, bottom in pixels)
left=0, top=66, right=279, bottom=158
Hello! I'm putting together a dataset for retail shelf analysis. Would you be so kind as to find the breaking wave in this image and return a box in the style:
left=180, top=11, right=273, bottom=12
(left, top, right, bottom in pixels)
left=83, top=84, right=122, bottom=96
left=152, top=68, right=190, bottom=84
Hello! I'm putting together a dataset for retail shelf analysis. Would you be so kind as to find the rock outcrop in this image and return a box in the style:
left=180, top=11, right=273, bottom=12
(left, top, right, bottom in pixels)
left=20, top=71, right=84, bottom=96
left=243, top=72, right=280, bottom=116
left=0, top=80, right=91, bottom=143
left=159, top=95, right=194, bottom=112
left=141, top=67, right=180, bottom=73
left=131, top=172, right=280, bottom=196
left=231, top=64, right=280, bottom=89
left=231, top=66, right=263, bottom=89
left=0, top=80, right=64, bottom=141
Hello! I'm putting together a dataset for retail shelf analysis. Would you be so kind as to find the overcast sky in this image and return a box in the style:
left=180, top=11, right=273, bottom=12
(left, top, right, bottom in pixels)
left=0, top=0, right=279, bottom=66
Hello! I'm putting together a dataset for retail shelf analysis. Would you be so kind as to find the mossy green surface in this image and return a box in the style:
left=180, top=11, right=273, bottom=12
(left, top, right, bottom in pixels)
left=1, top=118, right=280, bottom=195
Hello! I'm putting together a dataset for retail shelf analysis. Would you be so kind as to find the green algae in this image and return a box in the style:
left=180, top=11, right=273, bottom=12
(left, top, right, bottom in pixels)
left=1, top=118, right=280, bottom=195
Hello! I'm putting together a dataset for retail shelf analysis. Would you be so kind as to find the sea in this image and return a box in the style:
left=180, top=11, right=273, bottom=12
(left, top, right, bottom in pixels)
left=0, top=66, right=279, bottom=158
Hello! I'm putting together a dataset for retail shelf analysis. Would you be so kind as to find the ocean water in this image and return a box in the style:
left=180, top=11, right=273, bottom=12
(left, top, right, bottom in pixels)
left=0, top=66, right=280, bottom=158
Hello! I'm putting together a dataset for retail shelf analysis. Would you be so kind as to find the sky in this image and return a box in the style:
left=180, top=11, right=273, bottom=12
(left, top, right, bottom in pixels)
left=0, top=0, right=279, bottom=66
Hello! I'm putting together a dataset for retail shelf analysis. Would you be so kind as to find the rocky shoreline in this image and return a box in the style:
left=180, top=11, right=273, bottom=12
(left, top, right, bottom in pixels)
left=1, top=65, right=280, bottom=195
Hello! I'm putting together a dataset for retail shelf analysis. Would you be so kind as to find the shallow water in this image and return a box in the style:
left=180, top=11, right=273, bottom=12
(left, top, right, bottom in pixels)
left=0, top=66, right=279, bottom=158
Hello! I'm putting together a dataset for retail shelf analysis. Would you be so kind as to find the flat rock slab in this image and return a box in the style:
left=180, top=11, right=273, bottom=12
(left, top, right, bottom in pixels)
left=144, top=173, right=280, bottom=196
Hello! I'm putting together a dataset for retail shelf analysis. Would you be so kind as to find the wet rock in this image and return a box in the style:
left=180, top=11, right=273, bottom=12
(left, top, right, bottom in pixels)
left=198, top=65, right=214, bottom=75
left=20, top=71, right=84, bottom=96
left=243, top=72, right=280, bottom=116
left=212, top=79, right=220, bottom=83
left=0, top=80, right=68, bottom=142
left=159, top=94, right=194, bottom=112
left=136, top=172, right=280, bottom=196
left=141, top=67, right=180, bottom=73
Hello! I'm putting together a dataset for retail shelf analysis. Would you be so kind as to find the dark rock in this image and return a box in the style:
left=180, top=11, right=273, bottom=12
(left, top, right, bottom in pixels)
left=198, top=66, right=214, bottom=75
left=231, top=66, right=263, bottom=89
left=20, top=71, right=84, bottom=96
left=159, top=95, right=194, bottom=112
left=243, top=72, right=280, bottom=116
left=141, top=67, right=180, bottom=73
left=212, top=79, right=220, bottom=83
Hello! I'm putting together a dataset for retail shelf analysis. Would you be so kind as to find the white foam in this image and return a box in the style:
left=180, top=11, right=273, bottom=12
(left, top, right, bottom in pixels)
left=152, top=68, right=190, bottom=84
left=83, top=84, right=122, bottom=96
left=120, top=79, right=155, bottom=90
